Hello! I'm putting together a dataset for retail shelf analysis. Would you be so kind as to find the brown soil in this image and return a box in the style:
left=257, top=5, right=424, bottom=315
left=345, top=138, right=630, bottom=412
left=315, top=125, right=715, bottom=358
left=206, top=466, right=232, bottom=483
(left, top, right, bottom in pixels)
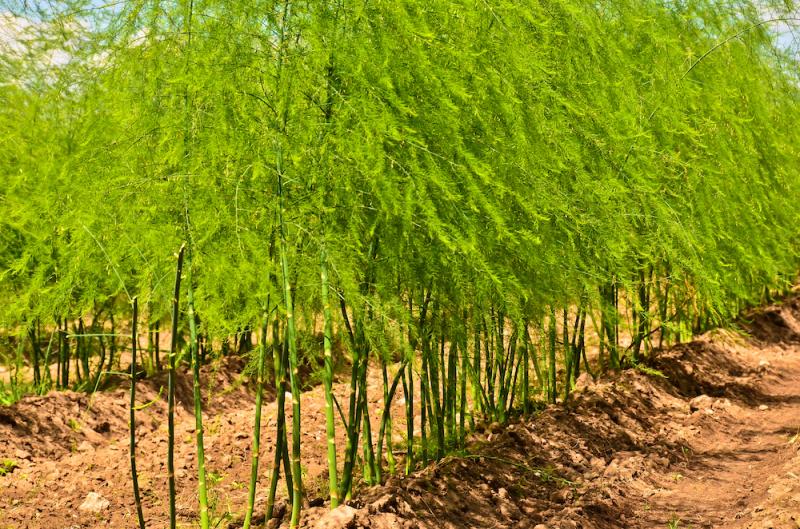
left=2, top=299, right=800, bottom=529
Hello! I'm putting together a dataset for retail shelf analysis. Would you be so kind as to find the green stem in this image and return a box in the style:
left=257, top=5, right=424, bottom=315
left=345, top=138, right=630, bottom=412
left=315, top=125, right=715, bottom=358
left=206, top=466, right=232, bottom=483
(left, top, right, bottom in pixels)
left=243, top=309, right=270, bottom=529
left=278, top=156, right=303, bottom=528
left=186, top=248, right=209, bottom=529
left=167, top=244, right=185, bottom=529
left=548, top=307, right=557, bottom=404
left=320, top=250, right=339, bottom=507
left=130, top=297, right=146, bottom=529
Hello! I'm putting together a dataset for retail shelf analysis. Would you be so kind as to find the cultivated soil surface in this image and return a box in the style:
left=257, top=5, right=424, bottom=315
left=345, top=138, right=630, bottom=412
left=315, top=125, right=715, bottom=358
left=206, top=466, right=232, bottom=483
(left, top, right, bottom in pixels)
left=2, top=298, right=800, bottom=529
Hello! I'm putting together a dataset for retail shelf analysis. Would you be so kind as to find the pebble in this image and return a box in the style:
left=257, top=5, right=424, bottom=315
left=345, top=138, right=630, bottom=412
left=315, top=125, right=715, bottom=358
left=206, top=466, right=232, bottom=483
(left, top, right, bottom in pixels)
left=78, top=492, right=110, bottom=513
left=313, top=505, right=357, bottom=529
left=689, top=394, right=714, bottom=412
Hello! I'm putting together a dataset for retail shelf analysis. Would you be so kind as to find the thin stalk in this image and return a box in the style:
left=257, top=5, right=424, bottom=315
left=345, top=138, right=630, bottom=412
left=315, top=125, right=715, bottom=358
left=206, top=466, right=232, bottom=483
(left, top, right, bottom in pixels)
left=401, top=368, right=413, bottom=474
left=56, top=319, right=62, bottom=390
left=472, top=320, right=482, bottom=421
left=266, top=322, right=292, bottom=520
left=320, top=250, right=339, bottom=507
left=403, top=296, right=415, bottom=474
left=109, top=312, right=117, bottom=372
left=41, top=328, right=55, bottom=391
left=522, top=327, right=530, bottom=414
left=243, top=310, right=271, bottom=529
left=167, top=244, right=185, bottom=529
left=446, top=339, right=457, bottom=444
left=380, top=355, right=397, bottom=477
left=548, top=307, right=557, bottom=404
left=360, top=370, right=376, bottom=485
left=337, top=299, right=360, bottom=500
left=29, top=323, right=41, bottom=387
left=376, top=363, right=406, bottom=480
left=155, top=320, right=161, bottom=370
left=186, top=259, right=209, bottom=529
left=277, top=156, right=303, bottom=528
left=129, top=298, right=146, bottom=529
left=458, top=318, right=468, bottom=447
left=62, top=321, right=70, bottom=389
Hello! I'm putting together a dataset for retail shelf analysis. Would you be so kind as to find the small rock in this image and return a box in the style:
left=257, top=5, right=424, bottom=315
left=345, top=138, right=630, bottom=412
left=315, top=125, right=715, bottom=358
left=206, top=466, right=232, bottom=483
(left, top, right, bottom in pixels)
left=77, top=441, right=94, bottom=452
left=759, top=405, right=769, bottom=411
left=14, top=449, right=31, bottom=460
left=78, top=492, right=110, bottom=513
left=533, top=525, right=549, bottom=529
left=549, top=488, right=572, bottom=504
left=689, top=395, right=714, bottom=412
left=313, top=505, right=357, bottom=529
left=499, top=502, right=521, bottom=520
left=712, top=398, right=732, bottom=410
left=589, top=457, right=606, bottom=470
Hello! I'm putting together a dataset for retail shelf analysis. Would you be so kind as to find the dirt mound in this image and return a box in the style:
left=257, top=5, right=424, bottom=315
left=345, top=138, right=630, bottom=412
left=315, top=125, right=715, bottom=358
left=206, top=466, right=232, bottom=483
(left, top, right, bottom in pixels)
left=293, top=297, right=800, bottom=529
left=740, top=296, right=800, bottom=344
left=291, top=361, right=713, bottom=529
left=2, top=297, right=800, bottom=529
left=0, top=354, right=255, bottom=462
left=650, top=337, right=767, bottom=404
left=0, top=391, right=126, bottom=460
left=292, top=368, right=690, bottom=529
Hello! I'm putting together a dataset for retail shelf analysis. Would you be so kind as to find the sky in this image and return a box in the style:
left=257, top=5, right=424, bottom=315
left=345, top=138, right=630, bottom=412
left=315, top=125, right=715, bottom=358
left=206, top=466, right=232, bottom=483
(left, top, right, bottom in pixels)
left=0, top=2, right=798, bottom=77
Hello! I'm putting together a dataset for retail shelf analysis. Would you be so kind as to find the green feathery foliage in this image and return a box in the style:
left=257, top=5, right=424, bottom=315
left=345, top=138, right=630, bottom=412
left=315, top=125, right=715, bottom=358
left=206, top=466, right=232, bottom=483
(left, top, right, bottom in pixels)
left=1, top=0, right=800, bottom=525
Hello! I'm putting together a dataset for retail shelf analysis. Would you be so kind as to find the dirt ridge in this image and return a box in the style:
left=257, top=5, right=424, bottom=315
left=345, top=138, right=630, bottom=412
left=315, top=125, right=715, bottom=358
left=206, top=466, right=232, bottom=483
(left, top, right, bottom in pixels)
left=1, top=298, right=800, bottom=529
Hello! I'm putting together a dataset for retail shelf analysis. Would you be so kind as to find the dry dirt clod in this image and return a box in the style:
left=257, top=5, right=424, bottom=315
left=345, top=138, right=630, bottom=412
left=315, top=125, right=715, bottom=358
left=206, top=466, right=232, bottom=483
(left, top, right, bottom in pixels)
left=689, top=394, right=714, bottom=412
left=369, top=494, right=396, bottom=513
left=313, top=505, right=358, bottom=529
left=548, top=488, right=572, bottom=504
left=78, top=492, right=110, bottom=513
left=499, top=502, right=522, bottom=520
left=14, top=448, right=31, bottom=460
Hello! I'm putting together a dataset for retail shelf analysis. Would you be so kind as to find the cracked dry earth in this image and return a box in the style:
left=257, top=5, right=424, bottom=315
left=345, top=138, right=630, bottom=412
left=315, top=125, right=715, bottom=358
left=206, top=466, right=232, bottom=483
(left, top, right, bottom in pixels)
left=2, top=297, right=800, bottom=529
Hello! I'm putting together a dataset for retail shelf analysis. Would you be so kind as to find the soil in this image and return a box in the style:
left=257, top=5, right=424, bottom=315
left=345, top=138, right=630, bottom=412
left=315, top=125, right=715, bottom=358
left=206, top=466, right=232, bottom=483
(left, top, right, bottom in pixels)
left=1, top=298, right=800, bottom=529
